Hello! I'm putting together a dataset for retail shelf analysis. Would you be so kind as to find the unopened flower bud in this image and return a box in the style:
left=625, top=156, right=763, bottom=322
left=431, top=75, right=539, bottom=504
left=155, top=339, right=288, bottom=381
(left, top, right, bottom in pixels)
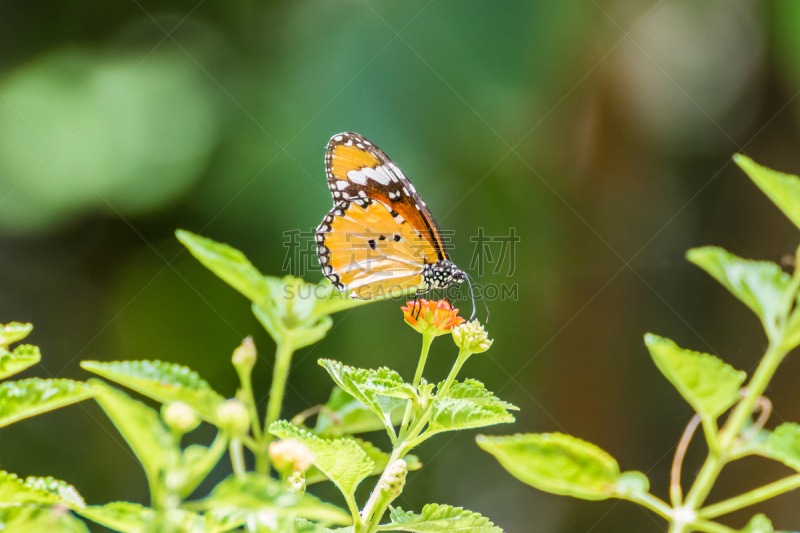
left=215, top=399, right=250, bottom=434
left=269, top=438, right=315, bottom=472
left=232, top=337, right=257, bottom=373
left=286, top=470, right=306, bottom=492
left=162, top=401, right=201, bottom=434
left=378, top=459, right=407, bottom=499
left=452, top=320, right=492, bottom=354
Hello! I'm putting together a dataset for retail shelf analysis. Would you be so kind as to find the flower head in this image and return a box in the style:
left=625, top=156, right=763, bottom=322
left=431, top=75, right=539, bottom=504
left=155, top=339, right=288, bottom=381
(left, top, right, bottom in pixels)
left=215, top=399, right=250, bottom=434
left=162, top=401, right=201, bottom=434
left=452, top=320, right=493, bottom=353
left=269, top=438, right=315, bottom=472
left=401, top=299, right=465, bottom=336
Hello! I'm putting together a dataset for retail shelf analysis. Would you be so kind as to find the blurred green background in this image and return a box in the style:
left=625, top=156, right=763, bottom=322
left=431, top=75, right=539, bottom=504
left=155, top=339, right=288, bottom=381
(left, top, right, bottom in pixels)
left=2, top=1, right=800, bottom=531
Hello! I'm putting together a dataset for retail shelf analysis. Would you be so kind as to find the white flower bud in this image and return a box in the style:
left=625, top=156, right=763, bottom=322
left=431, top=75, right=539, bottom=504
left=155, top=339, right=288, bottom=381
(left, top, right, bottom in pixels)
left=232, top=336, right=257, bottom=372
left=452, top=320, right=493, bottom=353
left=215, top=399, right=250, bottom=434
left=162, top=401, right=201, bottom=434
left=269, top=438, right=315, bottom=471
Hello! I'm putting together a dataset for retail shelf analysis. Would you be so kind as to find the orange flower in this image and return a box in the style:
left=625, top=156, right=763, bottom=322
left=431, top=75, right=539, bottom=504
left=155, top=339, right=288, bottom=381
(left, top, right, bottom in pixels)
left=401, top=299, right=465, bottom=336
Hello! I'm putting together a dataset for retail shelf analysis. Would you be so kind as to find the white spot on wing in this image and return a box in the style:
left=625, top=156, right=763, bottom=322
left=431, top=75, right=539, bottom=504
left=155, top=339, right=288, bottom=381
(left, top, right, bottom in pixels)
left=362, top=166, right=390, bottom=185
left=347, top=169, right=368, bottom=185
left=336, top=180, right=349, bottom=190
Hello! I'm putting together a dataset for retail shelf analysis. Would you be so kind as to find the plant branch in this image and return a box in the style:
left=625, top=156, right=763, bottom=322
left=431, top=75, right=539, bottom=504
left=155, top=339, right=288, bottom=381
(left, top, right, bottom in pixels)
left=259, top=341, right=295, bottom=472
left=400, top=333, right=434, bottom=440
left=698, top=473, right=800, bottom=519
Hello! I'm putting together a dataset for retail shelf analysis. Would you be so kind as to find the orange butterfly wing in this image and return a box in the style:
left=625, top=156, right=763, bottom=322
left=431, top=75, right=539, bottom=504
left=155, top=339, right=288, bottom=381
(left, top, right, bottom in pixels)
left=316, top=132, right=448, bottom=298
left=324, top=132, right=449, bottom=263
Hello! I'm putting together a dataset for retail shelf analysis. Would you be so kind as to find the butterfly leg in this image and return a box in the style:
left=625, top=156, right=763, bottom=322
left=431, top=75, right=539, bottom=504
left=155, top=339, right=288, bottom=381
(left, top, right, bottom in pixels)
left=412, top=286, right=431, bottom=320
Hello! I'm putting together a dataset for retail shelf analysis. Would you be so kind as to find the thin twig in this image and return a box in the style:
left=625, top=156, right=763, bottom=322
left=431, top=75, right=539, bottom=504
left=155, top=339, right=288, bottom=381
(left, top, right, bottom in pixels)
left=671, top=414, right=702, bottom=507
left=737, top=395, right=771, bottom=445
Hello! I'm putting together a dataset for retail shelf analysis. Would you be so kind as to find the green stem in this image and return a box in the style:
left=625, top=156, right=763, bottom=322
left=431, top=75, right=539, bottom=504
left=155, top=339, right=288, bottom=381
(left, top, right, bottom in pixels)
left=621, top=492, right=672, bottom=521
left=399, top=333, right=435, bottom=439
left=439, top=348, right=472, bottom=397
left=359, top=445, right=408, bottom=533
left=684, top=342, right=787, bottom=509
left=692, top=520, right=736, bottom=533
left=230, top=438, right=246, bottom=479
left=699, top=473, right=800, bottom=519
left=259, top=342, right=295, bottom=473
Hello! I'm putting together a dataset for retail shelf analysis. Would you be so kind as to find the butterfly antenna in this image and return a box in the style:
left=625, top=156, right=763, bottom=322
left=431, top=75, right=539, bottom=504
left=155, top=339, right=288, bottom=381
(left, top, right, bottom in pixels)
left=465, top=273, right=477, bottom=322
left=465, top=273, right=490, bottom=323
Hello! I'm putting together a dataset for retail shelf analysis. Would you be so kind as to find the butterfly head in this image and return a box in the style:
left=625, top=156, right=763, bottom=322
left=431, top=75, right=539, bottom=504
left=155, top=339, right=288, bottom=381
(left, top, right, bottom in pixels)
left=424, top=260, right=464, bottom=289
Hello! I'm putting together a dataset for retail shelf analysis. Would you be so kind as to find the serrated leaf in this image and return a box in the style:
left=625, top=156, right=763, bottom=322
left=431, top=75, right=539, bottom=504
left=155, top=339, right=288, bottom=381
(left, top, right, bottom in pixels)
left=428, top=398, right=514, bottom=434
left=318, top=360, right=414, bottom=424
left=644, top=334, right=745, bottom=420
left=380, top=503, right=503, bottom=533
left=76, top=502, right=155, bottom=532
left=686, top=246, right=789, bottom=339
left=0, top=322, right=33, bottom=346
left=23, top=476, right=84, bottom=508
left=0, top=378, right=93, bottom=427
left=269, top=420, right=374, bottom=499
left=314, top=388, right=404, bottom=438
left=438, top=380, right=518, bottom=411
left=305, top=439, right=420, bottom=485
left=90, top=380, right=176, bottom=487
left=477, top=433, right=643, bottom=501
left=0, top=505, right=90, bottom=533
left=176, top=229, right=272, bottom=307
left=81, top=360, right=224, bottom=423
left=740, top=513, right=773, bottom=533
left=0, top=345, right=40, bottom=380
left=734, top=154, right=800, bottom=232
left=0, top=471, right=60, bottom=505
left=189, top=473, right=351, bottom=526
left=766, top=423, right=800, bottom=471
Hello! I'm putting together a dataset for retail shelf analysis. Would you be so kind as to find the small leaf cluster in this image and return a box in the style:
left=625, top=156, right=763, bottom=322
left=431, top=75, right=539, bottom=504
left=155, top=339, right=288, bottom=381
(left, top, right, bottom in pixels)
left=478, top=155, right=800, bottom=533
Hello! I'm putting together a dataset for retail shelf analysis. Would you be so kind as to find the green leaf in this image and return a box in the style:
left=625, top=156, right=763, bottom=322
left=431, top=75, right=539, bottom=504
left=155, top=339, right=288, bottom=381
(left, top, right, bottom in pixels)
left=0, top=322, right=33, bottom=347
left=0, top=378, right=94, bottom=427
left=476, top=433, right=645, bottom=501
left=0, top=506, right=90, bottom=533
left=176, top=229, right=272, bottom=307
left=734, top=154, right=800, bottom=232
left=318, top=360, right=414, bottom=424
left=0, top=471, right=61, bottom=505
left=438, top=380, right=518, bottom=411
left=76, top=502, right=155, bottom=532
left=81, top=360, right=225, bottom=423
left=644, top=334, right=745, bottom=420
left=314, top=388, right=404, bottom=438
left=23, top=476, right=84, bottom=508
left=253, top=301, right=332, bottom=351
left=765, top=423, right=800, bottom=471
left=0, top=345, right=40, bottom=380
left=686, top=247, right=790, bottom=338
left=380, top=504, right=503, bottom=532
left=428, top=397, right=515, bottom=435
left=307, top=438, right=421, bottom=485
left=90, top=380, right=176, bottom=487
left=189, top=473, right=352, bottom=526
left=740, top=513, right=773, bottom=533
left=269, top=420, right=374, bottom=500
left=174, top=440, right=229, bottom=499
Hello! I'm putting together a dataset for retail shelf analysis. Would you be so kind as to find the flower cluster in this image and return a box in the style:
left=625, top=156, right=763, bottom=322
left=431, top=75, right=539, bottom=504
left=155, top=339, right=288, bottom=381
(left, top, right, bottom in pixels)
left=269, top=438, right=315, bottom=472
left=452, top=320, right=493, bottom=353
left=401, top=299, right=465, bottom=336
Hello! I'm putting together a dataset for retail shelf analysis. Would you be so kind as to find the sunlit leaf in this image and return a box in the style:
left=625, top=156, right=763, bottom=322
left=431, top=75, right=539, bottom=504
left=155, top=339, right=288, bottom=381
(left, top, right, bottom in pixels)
left=318, top=360, right=414, bottom=424
left=438, top=380, right=518, bottom=411
left=765, top=423, right=800, bottom=471
left=477, top=433, right=645, bottom=501
left=203, top=507, right=246, bottom=533
left=90, top=380, right=176, bottom=487
left=81, top=360, right=224, bottom=423
left=0, top=322, right=33, bottom=346
left=381, top=503, right=503, bottom=533
left=734, top=154, right=800, bottom=232
left=0, top=345, right=40, bottom=380
left=269, top=420, right=374, bottom=499
left=0, top=471, right=60, bottom=505
left=686, top=246, right=789, bottom=338
left=740, top=513, right=773, bottom=533
left=644, top=334, right=745, bottom=420
left=189, top=473, right=351, bottom=526
left=174, top=440, right=229, bottom=499
left=23, top=477, right=84, bottom=508
left=314, top=388, right=403, bottom=438
left=176, top=229, right=271, bottom=307
left=76, top=502, right=155, bottom=533
left=0, top=378, right=93, bottom=428
left=0, top=505, right=89, bottom=533
left=307, top=438, right=421, bottom=485
left=428, top=397, right=515, bottom=435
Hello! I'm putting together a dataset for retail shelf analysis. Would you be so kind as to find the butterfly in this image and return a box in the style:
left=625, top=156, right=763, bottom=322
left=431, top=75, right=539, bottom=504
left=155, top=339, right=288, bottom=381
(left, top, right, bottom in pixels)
left=315, top=132, right=481, bottom=317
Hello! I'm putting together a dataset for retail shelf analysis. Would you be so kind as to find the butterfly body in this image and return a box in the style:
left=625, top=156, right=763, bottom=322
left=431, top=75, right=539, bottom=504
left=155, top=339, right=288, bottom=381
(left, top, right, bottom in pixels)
left=315, top=132, right=466, bottom=301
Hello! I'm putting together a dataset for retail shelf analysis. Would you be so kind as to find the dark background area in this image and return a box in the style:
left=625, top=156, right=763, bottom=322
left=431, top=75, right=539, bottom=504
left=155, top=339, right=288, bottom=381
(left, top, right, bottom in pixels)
left=2, top=1, right=800, bottom=531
